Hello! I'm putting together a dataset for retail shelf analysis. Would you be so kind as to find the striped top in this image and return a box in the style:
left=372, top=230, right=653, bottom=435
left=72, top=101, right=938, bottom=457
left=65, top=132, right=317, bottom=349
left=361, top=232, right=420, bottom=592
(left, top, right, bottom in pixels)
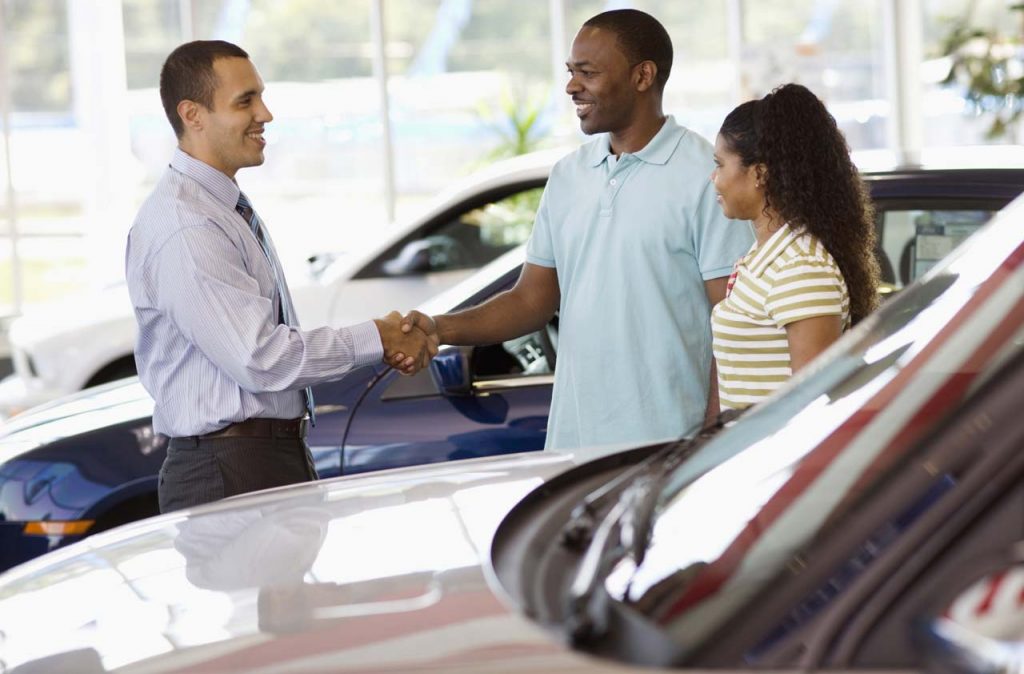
left=126, top=148, right=383, bottom=437
left=711, top=223, right=849, bottom=410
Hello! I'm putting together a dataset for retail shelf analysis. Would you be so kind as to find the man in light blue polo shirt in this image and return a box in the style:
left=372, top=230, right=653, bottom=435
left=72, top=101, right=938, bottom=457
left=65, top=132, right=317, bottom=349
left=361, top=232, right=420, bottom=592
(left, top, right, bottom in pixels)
left=401, top=9, right=752, bottom=450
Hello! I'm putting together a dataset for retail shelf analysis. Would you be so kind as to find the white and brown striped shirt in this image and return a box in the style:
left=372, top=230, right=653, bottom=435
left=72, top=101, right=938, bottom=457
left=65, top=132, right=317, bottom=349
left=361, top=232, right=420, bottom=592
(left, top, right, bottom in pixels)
left=711, top=223, right=849, bottom=410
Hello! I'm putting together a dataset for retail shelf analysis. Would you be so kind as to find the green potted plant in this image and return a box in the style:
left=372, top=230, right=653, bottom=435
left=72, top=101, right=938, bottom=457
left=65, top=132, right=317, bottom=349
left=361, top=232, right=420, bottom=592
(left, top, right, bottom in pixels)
left=938, top=3, right=1024, bottom=140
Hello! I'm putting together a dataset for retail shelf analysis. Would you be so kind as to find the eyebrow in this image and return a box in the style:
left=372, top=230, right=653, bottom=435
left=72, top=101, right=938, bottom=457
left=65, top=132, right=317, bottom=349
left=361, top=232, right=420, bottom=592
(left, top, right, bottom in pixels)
left=565, top=59, right=596, bottom=68
left=231, top=88, right=260, bottom=102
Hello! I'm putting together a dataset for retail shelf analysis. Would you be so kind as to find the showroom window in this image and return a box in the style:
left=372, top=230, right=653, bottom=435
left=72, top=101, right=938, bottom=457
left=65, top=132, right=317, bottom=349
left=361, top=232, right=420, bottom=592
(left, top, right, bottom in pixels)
left=0, top=0, right=97, bottom=317
left=384, top=0, right=555, bottom=213
left=920, top=0, right=1024, bottom=146
left=0, top=0, right=1018, bottom=318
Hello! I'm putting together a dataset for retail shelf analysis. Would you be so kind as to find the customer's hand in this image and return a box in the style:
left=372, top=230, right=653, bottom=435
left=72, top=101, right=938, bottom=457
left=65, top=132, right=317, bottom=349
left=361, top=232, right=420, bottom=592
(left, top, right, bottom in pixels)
left=386, top=310, right=440, bottom=371
left=374, top=311, right=437, bottom=375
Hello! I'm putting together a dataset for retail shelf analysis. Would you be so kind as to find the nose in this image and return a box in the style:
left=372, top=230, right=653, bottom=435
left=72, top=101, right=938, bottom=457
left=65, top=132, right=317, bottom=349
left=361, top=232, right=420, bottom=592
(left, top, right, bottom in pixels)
left=256, top=98, right=274, bottom=124
left=565, top=73, right=581, bottom=96
left=710, top=167, right=718, bottom=183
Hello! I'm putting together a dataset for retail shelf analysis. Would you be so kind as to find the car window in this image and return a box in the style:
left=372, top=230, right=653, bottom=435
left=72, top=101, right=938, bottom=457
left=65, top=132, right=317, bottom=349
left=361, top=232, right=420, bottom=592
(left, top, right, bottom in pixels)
left=877, top=208, right=996, bottom=288
left=473, top=316, right=557, bottom=380
left=358, top=186, right=544, bottom=278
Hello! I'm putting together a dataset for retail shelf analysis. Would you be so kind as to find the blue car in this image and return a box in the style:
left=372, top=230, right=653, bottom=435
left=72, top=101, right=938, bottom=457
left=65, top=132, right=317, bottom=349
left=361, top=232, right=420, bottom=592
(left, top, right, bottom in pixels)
left=0, top=166, right=1021, bottom=573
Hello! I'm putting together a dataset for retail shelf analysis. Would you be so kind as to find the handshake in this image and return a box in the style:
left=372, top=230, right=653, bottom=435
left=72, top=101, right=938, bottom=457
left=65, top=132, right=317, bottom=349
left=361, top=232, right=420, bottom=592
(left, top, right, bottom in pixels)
left=374, top=310, right=439, bottom=376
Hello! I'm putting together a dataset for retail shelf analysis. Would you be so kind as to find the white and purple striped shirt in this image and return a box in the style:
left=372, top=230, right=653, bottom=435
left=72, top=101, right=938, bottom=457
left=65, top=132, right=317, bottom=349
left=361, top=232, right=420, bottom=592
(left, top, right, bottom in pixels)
left=126, top=148, right=383, bottom=437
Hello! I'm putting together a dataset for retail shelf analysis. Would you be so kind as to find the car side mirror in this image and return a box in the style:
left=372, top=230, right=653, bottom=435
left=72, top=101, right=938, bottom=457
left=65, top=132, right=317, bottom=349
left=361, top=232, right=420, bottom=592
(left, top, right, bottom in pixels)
left=917, top=562, right=1024, bottom=674
left=429, top=346, right=473, bottom=396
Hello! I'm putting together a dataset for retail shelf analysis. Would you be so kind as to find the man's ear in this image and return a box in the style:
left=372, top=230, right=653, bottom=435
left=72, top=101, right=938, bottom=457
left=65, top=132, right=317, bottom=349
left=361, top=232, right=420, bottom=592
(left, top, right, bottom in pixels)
left=177, top=99, right=203, bottom=134
left=635, top=60, right=657, bottom=93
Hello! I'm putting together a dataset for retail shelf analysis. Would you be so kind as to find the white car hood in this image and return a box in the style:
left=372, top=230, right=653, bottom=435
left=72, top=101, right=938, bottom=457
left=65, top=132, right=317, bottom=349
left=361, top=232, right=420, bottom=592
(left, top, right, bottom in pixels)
left=0, top=447, right=655, bottom=673
left=8, top=283, right=134, bottom=347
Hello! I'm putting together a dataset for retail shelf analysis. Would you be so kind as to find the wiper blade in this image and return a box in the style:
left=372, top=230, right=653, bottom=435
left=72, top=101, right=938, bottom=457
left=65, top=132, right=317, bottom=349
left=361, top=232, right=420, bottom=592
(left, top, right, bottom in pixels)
left=559, top=454, right=659, bottom=552
left=621, top=410, right=744, bottom=565
left=562, top=410, right=744, bottom=643
left=559, top=419, right=706, bottom=552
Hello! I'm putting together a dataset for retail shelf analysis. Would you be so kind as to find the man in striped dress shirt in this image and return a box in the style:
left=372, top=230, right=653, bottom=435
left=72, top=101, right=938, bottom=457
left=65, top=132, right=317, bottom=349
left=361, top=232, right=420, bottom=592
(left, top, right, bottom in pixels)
left=126, top=41, right=435, bottom=513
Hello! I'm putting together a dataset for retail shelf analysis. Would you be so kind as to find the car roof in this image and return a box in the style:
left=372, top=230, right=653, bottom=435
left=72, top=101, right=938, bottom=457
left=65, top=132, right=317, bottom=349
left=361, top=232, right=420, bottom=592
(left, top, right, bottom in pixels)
left=853, top=145, right=1024, bottom=172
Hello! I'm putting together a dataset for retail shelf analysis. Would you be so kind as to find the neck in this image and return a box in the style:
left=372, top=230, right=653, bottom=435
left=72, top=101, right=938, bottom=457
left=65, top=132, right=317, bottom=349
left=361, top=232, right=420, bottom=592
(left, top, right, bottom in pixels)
left=752, top=209, right=783, bottom=247
left=178, top=139, right=235, bottom=178
left=608, top=109, right=667, bottom=156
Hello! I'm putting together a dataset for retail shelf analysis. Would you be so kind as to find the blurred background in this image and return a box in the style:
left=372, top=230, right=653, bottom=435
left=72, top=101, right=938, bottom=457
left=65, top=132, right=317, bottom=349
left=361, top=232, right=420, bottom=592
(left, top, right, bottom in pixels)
left=0, top=0, right=1021, bottom=319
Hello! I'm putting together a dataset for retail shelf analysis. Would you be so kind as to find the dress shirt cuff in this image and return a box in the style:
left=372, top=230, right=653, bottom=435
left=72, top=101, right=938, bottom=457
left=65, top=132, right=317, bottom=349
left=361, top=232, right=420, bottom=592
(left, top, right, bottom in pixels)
left=349, top=320, right=385, bottom=367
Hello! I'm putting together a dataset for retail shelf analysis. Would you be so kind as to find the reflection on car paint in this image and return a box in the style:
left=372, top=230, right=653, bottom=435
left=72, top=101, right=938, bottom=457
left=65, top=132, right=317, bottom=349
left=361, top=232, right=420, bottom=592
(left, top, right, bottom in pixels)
left=746, top=475, right=956, bottom=661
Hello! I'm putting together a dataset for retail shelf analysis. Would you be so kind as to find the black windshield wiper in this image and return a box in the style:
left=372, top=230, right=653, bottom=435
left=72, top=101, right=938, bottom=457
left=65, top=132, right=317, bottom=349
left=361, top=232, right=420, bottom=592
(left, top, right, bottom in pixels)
left=559, top=416, right=712, bottom=553
left=621, top=410, right=744, bottom=564
left=561, top=409, right=744, bottom=644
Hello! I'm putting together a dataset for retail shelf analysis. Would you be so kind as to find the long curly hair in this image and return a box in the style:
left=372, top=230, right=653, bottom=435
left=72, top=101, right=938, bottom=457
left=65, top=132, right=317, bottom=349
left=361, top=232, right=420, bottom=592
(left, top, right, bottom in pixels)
left=719, top=84, right=880, bottom=323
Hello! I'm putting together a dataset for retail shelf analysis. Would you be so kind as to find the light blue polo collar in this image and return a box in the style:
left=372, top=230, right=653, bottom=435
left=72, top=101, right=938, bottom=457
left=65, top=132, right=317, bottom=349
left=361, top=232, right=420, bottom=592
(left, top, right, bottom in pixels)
left=584, top=115, right=687, bottom=168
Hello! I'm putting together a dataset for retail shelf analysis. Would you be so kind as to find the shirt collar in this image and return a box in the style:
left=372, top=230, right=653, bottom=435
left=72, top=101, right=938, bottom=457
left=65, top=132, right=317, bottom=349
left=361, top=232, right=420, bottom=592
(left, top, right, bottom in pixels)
left=742, top=223, right=799, bottom=277
left=170, top=147, right=241, bottom=209
left=584, top=115, right=686, bottom=168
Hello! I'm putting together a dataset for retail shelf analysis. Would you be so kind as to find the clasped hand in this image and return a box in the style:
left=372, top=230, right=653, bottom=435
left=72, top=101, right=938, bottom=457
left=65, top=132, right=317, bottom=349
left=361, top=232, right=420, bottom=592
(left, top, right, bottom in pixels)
left=375, top=311, right=438, bottom=375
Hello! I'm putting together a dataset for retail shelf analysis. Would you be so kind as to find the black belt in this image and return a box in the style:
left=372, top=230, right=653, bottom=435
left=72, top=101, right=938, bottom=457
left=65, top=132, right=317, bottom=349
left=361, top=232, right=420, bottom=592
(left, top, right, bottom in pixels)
left=196, top=417, right=308, bottom=440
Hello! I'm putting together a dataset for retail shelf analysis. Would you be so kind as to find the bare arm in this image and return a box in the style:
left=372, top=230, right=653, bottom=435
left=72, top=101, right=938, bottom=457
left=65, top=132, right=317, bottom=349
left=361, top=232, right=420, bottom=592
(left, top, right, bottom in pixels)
left=702, top=276, right=729, bottom=425
left=403, top=262, right=560, bottom=347
left=785, top=315, right=843, bottom=373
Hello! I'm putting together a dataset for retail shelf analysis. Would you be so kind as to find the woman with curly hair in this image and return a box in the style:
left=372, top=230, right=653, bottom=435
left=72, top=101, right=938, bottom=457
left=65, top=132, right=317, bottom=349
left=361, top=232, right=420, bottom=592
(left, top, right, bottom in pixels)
left=710, top=83, right=880, bottom=411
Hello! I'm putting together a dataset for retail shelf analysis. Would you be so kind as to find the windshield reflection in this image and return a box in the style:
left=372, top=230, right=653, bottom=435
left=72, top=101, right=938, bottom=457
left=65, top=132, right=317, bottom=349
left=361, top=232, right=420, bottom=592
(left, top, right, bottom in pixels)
left=602, top=207, right=1024, bottom=659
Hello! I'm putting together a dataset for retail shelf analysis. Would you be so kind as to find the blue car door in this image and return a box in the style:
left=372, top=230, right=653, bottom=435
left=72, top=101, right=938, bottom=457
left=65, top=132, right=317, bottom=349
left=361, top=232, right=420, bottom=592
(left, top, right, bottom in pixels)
left=340, top=330, right=556, bottom=474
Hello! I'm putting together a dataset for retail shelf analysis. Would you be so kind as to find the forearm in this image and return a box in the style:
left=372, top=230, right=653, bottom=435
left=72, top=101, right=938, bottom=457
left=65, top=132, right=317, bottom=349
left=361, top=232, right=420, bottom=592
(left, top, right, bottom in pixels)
left=435, top=287, right=555, bottom=346
left=704, top=358, right=720, bottom=426
left=194, top=318, right=382, bottom=394
left=248, top=321, right=383, bottom=390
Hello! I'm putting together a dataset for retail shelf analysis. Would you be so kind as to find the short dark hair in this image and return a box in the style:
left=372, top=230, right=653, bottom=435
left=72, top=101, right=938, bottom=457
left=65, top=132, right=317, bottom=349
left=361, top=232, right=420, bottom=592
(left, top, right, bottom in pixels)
left=159, top=40, right=249, bottom=138
left=583, top=9, right=673, bottom=90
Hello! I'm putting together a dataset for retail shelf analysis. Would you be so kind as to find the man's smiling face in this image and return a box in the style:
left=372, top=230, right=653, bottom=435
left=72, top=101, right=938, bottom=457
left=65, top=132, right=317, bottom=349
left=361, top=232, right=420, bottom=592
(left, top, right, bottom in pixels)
left=564, top=26, right=638, bottom=136
left=194, top=56, right=273, bottom=177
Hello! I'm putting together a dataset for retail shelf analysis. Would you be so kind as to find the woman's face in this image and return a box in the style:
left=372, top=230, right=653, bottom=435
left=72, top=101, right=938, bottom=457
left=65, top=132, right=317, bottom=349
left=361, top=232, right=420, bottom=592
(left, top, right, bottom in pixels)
left=711, top=134, right=763, bottom=222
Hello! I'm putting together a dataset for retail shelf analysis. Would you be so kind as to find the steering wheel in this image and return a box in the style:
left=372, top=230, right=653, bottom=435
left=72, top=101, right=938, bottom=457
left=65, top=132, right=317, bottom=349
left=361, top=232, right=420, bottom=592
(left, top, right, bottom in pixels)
left=538, top=315, right=558, bottom=370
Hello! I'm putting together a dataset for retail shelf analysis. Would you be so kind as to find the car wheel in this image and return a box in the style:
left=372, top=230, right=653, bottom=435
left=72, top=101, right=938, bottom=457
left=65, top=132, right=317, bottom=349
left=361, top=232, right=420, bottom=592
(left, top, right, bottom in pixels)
left=86, top=357, right=138, bottom=387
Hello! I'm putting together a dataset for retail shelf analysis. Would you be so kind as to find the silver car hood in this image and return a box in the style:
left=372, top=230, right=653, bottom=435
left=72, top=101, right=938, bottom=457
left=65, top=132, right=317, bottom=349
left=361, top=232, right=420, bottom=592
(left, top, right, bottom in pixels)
left=0, top=446, right=654, bottom=673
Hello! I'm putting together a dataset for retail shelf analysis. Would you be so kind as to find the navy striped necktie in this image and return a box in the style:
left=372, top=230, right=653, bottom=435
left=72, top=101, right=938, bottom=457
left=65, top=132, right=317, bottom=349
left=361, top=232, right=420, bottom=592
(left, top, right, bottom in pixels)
left=235, top=192, right=316, bottom=426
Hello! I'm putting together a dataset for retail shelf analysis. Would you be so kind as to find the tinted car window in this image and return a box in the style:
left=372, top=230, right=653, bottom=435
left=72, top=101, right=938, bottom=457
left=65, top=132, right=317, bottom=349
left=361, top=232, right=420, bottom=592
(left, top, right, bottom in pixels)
left=878, top=208, right=996, bottom=286
left=358, top=186, right=544, bottom=278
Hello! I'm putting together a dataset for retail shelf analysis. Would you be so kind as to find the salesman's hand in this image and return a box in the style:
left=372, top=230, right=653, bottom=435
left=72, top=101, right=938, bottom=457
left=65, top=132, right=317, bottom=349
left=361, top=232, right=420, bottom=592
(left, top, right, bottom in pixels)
left=374, top=311, right=437, bottom=375
left=387, top=310, right=440, bottom=370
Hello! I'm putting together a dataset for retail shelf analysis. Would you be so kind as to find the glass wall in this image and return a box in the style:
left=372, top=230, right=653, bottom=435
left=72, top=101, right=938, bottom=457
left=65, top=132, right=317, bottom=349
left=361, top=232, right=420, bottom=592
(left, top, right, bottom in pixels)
left=385, top=0, right=556, bottom=215
left=741, top=0, right=888, bottom=149
left=921, top=0, right=1024, bottom=146
left=0, top=0, right=83, bottom=316
left=0, top=0, right=1019, bottom=316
